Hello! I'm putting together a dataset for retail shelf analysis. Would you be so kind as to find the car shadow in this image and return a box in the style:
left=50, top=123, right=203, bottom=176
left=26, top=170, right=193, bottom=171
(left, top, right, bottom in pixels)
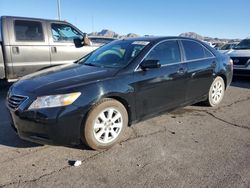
left=0, top=121, right=41, bottom=148
left=0, top=119, right=91, bottom=150
left=231, top=76, right=250, bottom=89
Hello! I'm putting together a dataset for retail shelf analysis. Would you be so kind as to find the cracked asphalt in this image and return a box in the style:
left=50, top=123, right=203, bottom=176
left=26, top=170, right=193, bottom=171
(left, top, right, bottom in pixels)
left=0, top=78, right=249, bottom=188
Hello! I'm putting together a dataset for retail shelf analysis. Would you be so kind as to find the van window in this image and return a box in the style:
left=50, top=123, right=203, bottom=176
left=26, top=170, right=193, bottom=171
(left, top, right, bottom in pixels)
left=51, top=24, right=82, bottom=42
left=182, top=40, right=213, bottom=61
left=145, top=40, right=181, bottom=65
left=14, top=20, right=44, bottom=41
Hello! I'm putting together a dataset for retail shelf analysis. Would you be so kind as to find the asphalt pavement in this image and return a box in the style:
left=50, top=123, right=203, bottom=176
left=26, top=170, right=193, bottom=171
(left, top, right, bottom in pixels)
left=0, top=78, right=249, bottom=188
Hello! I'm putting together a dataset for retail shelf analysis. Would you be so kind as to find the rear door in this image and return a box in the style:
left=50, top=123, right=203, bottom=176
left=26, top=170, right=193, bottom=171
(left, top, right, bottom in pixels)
left=180, top=40, right=216, bottom=102
left=133, top=40, right=188, bottom=118
left=10, top=19, right=50, bottom=78
left=48, top=22, right=95, bottom=66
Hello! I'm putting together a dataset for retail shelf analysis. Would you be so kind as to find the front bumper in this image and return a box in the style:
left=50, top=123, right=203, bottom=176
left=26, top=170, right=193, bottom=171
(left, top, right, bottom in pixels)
left=8, top=104, right=87, bottom=146
left=233, top=65, right=250, bottom=77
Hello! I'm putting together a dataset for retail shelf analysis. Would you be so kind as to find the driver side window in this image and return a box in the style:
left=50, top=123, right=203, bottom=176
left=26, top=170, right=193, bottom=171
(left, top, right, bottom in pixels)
left=51, top=23, right=82, bottom=42
left=145, top=40, right=181, bottom=65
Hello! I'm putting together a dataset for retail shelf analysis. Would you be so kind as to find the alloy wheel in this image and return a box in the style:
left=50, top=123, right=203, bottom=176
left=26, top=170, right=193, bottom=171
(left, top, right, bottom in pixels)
left=93, top=107, right=123, bottom=144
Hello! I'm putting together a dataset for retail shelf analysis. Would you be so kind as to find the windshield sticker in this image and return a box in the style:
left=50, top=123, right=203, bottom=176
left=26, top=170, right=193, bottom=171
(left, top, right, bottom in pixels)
left=132, top=41, right=150, bottom=46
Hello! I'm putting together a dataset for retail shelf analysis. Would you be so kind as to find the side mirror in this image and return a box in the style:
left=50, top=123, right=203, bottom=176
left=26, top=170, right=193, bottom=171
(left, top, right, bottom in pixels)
left=83, top=33, right=92, bottom=46
left=74, top=38, right=83, bottom=48
left=140, top=60, right=161, bottom=70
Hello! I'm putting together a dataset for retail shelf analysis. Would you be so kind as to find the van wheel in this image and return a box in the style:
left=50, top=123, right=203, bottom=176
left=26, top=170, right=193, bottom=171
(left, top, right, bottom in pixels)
left=83, top=98, right=128, bottom=150
left=206, top=76, right=225, bottom=107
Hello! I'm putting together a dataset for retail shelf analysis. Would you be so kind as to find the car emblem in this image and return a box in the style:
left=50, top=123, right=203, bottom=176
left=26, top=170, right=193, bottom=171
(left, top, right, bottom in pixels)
left=233, top=59, right=239, bottom=64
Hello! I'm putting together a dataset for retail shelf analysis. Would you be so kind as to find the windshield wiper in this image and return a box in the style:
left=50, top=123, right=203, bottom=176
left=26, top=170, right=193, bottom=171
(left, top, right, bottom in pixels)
left=84, top=63, right=99, bottom=67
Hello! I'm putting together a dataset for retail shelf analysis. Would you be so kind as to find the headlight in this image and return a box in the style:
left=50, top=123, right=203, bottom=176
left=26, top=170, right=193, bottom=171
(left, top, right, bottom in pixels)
left=28, top=92, right=81, bottom=110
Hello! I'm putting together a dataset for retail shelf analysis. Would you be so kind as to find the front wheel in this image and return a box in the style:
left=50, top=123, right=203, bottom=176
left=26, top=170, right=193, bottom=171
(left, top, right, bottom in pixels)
left=206, top=76, right=225, bottom=107
left=83, top=98, right=128, bottom=150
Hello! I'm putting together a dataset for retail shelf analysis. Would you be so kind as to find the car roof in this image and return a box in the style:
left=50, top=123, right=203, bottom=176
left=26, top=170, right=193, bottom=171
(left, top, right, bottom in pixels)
left=1, top=15, right=68, bottom=23
left=121, top=36, right=203, bottom=43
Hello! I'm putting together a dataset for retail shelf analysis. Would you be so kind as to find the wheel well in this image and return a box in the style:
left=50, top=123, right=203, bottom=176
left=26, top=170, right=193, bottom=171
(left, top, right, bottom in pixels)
left=107, top=96, right=132, bottom=126
left=217, top=74, right=227, bottom=89
left=79, top=96, right=132, bottom=144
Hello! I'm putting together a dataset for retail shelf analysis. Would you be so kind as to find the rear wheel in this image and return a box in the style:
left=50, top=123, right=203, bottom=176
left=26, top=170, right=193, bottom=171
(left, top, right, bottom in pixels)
left=83, top=98, right=128, bottom=150
left=206, top=76, right=225, bottom=107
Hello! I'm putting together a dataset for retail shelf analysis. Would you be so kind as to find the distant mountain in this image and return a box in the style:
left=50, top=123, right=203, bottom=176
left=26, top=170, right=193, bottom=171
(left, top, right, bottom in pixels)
left=89, top=29, right=139, bottom=38
left=179, top=32, right=204, bottom=41
left=179, top=32, right=241, bottom=43
left=89, top=29, right=120, bottom=38
left=89, top=30, right=240, bottom=43
left=125, top=33, right=140, bottom=38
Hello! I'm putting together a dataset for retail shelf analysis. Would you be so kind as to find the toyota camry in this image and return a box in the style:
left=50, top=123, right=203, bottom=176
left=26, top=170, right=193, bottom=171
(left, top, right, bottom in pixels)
left=6, top=37, right=233, bottom=150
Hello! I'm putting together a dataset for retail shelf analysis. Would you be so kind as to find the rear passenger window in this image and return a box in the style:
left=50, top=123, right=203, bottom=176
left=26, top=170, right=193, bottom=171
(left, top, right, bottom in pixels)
left=14, top=20, right=44, bottom=41
left=145, top=40, right=181, bottom=65
left=204, top=47, right=214, bottom=58
left=182, top=40, right=213, bottom=61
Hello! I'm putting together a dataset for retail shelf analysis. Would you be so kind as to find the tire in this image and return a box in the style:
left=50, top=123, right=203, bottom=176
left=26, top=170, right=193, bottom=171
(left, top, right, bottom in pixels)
left=205, top=76, right=225, bottom=107
left=83, top=98, right=128, bottom=150
left=0, top=79, right=9, bottom=91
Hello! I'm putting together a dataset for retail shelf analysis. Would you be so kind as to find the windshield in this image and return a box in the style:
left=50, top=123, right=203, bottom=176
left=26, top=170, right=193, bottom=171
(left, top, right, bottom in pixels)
left=79, top=40, right=150, bottom=68
left=220, top=44, right=231, bottom=50
left=234, top=39, right=250, bottom=50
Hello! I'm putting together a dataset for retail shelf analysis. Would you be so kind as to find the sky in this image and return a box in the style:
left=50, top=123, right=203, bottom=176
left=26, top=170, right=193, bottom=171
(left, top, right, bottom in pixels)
left=0, top=0, right=249, bottom=39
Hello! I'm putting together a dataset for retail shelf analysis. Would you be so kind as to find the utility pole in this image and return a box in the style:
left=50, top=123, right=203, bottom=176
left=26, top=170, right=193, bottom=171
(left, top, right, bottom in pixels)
left=91, top=16, right=94, bottom=32
left=57, top=0, right=61, bottom=20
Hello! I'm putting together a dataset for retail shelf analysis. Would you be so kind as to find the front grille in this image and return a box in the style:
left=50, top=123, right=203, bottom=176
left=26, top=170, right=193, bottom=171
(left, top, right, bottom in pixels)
left=231, top=57, right=250, bottom=66
left=8, top=95, right=28, bottom=110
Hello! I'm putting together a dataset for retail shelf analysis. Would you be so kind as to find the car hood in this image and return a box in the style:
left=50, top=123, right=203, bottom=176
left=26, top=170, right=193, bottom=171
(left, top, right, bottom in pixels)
left=13, top=63, right=118, bottom=95
left=227, top=49, right=250, bottom=57
left=218, top=50, right=229, bottom=54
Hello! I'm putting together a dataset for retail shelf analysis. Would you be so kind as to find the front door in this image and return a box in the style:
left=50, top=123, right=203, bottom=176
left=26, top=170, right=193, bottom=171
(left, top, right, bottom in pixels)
left=48, top=23, right=96, bottom=66
left=133, top=40, right=188, bottom=118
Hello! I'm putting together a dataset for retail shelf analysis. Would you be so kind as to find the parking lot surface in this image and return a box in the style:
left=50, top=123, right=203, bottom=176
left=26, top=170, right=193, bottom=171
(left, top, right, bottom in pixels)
left=0, top=78, right=249, bottom=188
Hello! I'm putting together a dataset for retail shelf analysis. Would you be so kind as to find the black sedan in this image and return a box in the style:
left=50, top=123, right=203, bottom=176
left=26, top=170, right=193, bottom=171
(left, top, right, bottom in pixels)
left=6, top=37, right=233, bottom=150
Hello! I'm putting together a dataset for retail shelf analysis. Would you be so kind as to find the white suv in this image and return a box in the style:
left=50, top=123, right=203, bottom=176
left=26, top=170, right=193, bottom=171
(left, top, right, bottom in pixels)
left=227, top=39, right=250, bottom=76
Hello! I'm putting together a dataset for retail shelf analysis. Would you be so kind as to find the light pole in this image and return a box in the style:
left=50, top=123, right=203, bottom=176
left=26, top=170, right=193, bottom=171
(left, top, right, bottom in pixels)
left=57, top=0, right=61, bottom=20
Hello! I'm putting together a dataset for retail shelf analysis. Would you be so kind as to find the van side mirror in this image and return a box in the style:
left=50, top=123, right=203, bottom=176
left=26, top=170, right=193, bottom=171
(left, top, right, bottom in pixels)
left=74, top=33, right=92, bottom=47
left=140, top=60, right=161, bottom=70
left=83, top=33, right=91, bottom=46
left=74, top=38, right=83, bottom=48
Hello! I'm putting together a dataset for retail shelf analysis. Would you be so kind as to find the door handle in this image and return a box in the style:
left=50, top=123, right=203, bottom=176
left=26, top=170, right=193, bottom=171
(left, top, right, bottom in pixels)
left=177, top=67, right=186, bottom=75
left=12, top=47, right=19, bottom=54
left=51, top=46, right=57, bottom=53
left=211, top=61, right=216, bottom=68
